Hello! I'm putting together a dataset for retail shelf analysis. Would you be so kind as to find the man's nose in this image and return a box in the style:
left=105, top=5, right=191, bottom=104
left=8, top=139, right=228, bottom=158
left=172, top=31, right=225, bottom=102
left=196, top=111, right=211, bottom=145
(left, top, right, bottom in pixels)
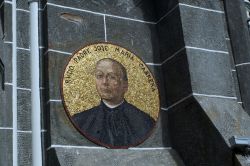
left=102, top=76, right=109, bottom=84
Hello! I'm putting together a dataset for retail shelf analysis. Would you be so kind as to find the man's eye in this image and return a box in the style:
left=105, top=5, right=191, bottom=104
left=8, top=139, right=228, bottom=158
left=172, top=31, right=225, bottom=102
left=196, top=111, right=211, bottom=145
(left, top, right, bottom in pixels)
left=96, top=74, right=103, bottom=79
left=108, top=75, right=119, bottom=81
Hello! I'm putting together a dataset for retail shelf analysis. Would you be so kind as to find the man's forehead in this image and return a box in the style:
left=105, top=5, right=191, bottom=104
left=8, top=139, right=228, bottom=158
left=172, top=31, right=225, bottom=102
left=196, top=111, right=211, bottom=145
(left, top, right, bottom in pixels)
left=96, top=60, right=121, bottom=72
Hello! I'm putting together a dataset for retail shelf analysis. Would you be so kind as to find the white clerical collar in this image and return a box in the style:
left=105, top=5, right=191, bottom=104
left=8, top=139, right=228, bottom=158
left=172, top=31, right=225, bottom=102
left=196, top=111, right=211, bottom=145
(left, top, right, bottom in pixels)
left=102, top=100, right=124, bottom=109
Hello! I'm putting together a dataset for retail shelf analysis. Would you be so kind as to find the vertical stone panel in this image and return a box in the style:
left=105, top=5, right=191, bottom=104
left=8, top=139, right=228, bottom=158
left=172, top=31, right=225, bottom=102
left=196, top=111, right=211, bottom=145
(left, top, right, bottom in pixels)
left=17, top=90, right=31, bottom=131
left=187, top=49, right=236, bottom=97
left=18, top=132, right=32, bottom=166
left=17, top=10, right=29, bottom=49
left=180, top=5, right=227, bottom=51
left=17, top=50, right=30, bottom=88
left=0, top=85, right=12, bottom=127
left=0, top=130, right=12, bottom=166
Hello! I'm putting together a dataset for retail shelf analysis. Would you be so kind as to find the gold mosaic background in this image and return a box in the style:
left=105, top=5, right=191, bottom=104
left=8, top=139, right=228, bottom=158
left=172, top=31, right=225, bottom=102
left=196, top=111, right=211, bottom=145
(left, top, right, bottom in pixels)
left=62, top=43, right=160, bottom=120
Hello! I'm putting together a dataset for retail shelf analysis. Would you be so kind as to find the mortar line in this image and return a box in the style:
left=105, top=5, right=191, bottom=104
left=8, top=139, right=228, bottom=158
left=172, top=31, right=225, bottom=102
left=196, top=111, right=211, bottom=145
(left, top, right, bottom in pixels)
left=48, top=49, right=72, bottom=55
left=185, top=46, right=229, bottom=54
left=192, top=93, right=237, bottom=100
left=179, top=3, right=224, bottom=14
left=16, top=8, right=29, bottom=13
left=235, top=62, right=250, bottom=67
left=104, top=15, right=107, bottom=42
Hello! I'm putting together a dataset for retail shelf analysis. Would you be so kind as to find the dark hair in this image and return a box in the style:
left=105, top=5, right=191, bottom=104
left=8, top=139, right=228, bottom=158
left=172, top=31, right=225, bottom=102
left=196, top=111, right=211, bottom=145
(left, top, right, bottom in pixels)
left=96, top=58, right=128, bottom=81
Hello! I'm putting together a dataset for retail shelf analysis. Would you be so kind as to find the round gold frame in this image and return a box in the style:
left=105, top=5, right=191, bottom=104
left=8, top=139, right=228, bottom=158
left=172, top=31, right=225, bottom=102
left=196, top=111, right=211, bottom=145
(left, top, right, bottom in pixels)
left=62, top=43, right=160, bottom=120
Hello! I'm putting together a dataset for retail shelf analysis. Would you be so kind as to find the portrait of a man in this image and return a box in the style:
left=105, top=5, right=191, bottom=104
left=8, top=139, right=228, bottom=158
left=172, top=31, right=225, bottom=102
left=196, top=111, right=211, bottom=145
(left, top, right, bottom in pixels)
left=72, top=58, right=156, bottom=148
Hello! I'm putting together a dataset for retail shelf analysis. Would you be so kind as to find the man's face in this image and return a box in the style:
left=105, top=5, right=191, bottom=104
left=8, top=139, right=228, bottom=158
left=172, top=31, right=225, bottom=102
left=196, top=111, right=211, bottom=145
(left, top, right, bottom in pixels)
left=95, top=60, right=128, bottom=105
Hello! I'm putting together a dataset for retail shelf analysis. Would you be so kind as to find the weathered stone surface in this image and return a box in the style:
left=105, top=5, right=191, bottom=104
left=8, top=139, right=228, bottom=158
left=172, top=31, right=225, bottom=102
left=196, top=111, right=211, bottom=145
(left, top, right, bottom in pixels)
left=224, top=0, right=250, bottom=64
left=17, top=89, right=31, bottom=131
left=1, top=44, right=12, bottom=84
left=0, top=129, right=12, bottom=166
left=232, top=71, right=242, bottom=103
left=18, top=132, right=32, bottom=166
left=4, top=3, right=12, bottom=42
left=186, top=48, right=236, bottom=97
left=168, top=96, right=234, bottom=166
left=48, top=0, right=157, bottom=22
left=106, top=17, right=160, bottom=63
left=47, top=52, right=69, bottom=100
left=236, top=65, right=250, bottom=115
left=17, top=10, right=29, bottom=49
left=47, top=5, right=105, bottom=53
left=48, top=147, right=184, bottom=166
left=180, top=5, right=227, bottom=51
left=0, top=85, right=12, bottom=127
left=157, top=6, right=184, bottom=61
left=17, top=50, right=30, bottom=88
left=162, top=49, right=192, bottom=107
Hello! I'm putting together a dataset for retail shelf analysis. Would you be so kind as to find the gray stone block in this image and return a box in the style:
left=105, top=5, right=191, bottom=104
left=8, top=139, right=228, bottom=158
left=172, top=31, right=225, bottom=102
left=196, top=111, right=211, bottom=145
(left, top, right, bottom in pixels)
left=17, top=10, right=29, bottom=49
left=17, top=49, right=30, bottom=88
left=224, top=0, right=250, bottom=64
left=1, top=44, right=12, bottom=83
left=18, top=132, right=32, bottom=166
left=232, top=71, right=242, bottom=103
left=236, top=65, right=250, bottom=115
left=17, top=0, right=28, bottom=10
left=228, top=40, right=235, bottom=70
left=157, top=7, right=185, bottom=61
left=0, top=84, right=12, bottom=127
left=17, top=89, right=31, bottom=131
left=180, top=5, right=228, bottom=51
left=49, top=101, right=96, bottom=146
left=162, top=49, right=192, bottom=107
left=47, top=5, right=105, bottom=53
left=4, top=3, right=12, bottom=42
left=186, top=48, right=236, bottom=97
left=48, top=0, right=157, bottom=22
left=0, top=129, right=12, bottom=166
left=47, top=52, right=69, bottom=100
left=106, top=17, right=160, bottom=63
left=48, top=147, right=184, bottom=166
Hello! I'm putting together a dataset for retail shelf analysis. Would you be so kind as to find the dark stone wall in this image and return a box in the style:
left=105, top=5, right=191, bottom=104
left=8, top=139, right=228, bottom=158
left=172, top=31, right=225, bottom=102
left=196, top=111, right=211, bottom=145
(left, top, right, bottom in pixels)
left=224, top=0, right=250, bottom=116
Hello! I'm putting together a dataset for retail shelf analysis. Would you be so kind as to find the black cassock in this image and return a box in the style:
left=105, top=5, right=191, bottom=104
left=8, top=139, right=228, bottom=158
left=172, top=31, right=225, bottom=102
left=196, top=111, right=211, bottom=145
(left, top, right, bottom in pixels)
left=72, top=100, right=155, bottom=148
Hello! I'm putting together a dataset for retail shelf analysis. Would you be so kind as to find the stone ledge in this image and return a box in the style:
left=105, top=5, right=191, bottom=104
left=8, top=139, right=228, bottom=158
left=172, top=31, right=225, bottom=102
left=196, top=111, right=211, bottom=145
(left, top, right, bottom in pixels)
left=47, top=147, right=185, bottom=166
